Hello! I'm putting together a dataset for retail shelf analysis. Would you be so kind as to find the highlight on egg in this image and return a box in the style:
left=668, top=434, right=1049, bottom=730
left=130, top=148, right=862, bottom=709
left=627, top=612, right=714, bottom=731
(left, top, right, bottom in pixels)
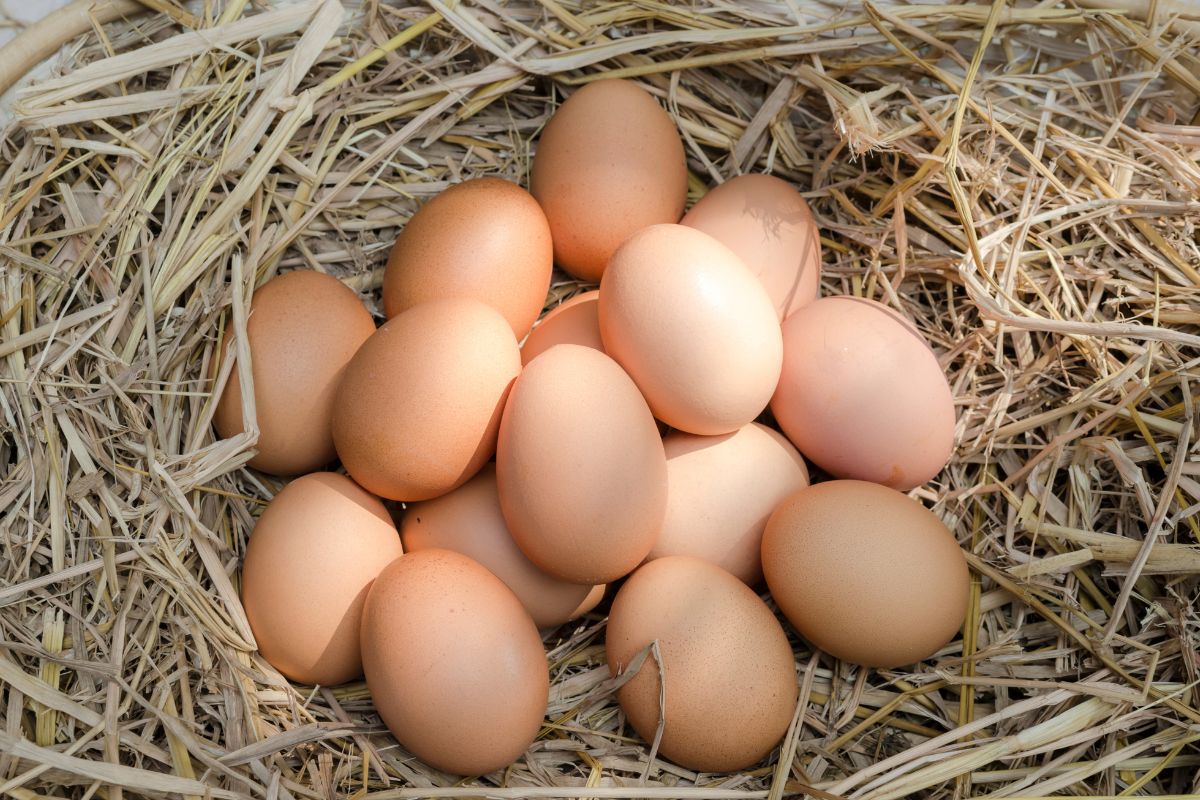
left=599, top=224, right=783, bottom=435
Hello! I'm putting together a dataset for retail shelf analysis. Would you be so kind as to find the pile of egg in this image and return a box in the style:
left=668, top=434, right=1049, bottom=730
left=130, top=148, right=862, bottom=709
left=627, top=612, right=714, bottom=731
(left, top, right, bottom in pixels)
left=217, top=79, right=967, bottom=777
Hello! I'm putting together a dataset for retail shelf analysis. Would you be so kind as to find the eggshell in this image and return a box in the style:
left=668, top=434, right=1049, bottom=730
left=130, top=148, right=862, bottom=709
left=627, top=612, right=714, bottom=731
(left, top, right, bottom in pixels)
left=497, top=344, right=667, bottom=584
left=332, top=299, right=519, bottom=501
left=360, top=549, right=549, bottom=776
left=214, top=270, right=375, bottom=476
left=599, top=224, right=782, bottom=435
left=382, top=178, right=553, bottom=338
left=769, top=296, right=955, bottom=490
left=401, top=465, right=604, bottom=628
left=530, top=79, right=687, bottom=282
left=240, top=472, right=403, bottom=685
left=520, top=290, right=603, bottom=365
left=681, top=174, right=821, bottom=319
left=606, top=556, right=797, bottom=772
left=761, top=480, right=968, bottom=668
left=648, top=423, right=809, bottom=584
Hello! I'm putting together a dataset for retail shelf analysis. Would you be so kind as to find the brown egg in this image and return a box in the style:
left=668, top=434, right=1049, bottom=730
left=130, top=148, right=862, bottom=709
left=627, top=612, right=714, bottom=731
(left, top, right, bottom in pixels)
left=361, top=549, right=549, bottom=776
left=520, top=290, right=603, bottom=365
left=401, top=465, right=604, bottom=628
left=762, top=480, right=968, bottom=668
left=497, top=344, right=666, bottom=584
left=240, top=472, right=403, bottom=686
left=599, top=224, right=782, bottom=435
left=648, top=423, right=809, bottom=585
left=530, top=79, right=687, bottom=282
left=770, top=296, right=955, bottom=491
left=214, top=270, right=375, bottom=476
left=606, top=556, right=797, bottom=772
left=332, top=298, right=519, bottom=501
left=681, top=174, right=822, bottom=320
left=382, top=178, right=553, bottom=338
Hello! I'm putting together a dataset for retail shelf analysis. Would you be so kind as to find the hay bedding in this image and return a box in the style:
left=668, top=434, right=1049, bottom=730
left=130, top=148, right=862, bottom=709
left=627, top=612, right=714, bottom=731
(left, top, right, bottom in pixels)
left=0, top=0, right=1198, bottom=797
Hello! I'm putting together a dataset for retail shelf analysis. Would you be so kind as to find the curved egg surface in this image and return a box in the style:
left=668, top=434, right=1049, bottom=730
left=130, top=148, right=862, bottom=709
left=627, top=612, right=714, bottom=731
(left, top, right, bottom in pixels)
left=607, top=556, right=797, bottom=772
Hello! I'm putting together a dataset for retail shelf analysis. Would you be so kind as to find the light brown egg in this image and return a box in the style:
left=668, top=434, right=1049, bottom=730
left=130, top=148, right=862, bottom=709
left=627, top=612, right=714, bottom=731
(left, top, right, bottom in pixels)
left=360, top=549, right=549, bottom=776
left=240, top=472, right=402, bottom=686
left=648, top=423, right=809, bottom=585
left=213, top=270, right=375, bottom=476
left=681, top=174, right=821, bottom=320
left=332, top=298, right=519, bottom=501
left=769, top=296, right=955, bottom=491
left=599, top=224, right=782, bottom=435
left=530, top=79, right=687, bottom=282
left=382, top=178, right=553, bottom=338
left=497, top=344, right=666, bottom=584
left=401, top=465, right=604, bottom=629
left=606, top=556, right=797, bottom=772
left=761, top=480, right=968, bottom=668
left=520, top=290, right=603, bottom=365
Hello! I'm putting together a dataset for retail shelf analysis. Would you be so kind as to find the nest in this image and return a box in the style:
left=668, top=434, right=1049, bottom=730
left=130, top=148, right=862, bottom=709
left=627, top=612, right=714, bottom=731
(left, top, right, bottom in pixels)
left=2, top=0, right=1199, bottom=797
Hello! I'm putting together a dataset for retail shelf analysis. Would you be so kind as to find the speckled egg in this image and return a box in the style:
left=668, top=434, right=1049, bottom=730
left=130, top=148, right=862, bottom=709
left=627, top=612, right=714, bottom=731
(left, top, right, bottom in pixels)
left=762, top=480, right=969, bottom=668
left=681, top=174, right=821, bottom=319
left=240, top=472, right=403, bottom=686
left=607, top=556, right=797, bottom=772
left=214, top=270, right=375, bottom=476
left=531, top=79, right=687, bottom=282
left=497, top=344, right=667, bottom=585
left=769, top=296, right=955, bottom=490
left=361, top=549, right=549, bottom=776
left=600, top=224, right=782, bottom=435
left=332, top=298, right=519, bottom=501
left=647, top=423, right=809, bottom=584
left=382, top=178, right=553, bottom=338
left=401, top=465, right=604, bottom=628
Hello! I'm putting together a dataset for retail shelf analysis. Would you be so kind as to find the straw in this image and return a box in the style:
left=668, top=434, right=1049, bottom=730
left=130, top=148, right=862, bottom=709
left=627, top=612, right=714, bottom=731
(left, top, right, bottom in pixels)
left=1, top=0, right=1198, bottom=797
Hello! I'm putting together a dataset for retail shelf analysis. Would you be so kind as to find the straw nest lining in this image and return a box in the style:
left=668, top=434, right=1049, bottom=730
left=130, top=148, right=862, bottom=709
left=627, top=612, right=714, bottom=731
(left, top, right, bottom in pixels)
left=1, top=0, right=1199, bottom=797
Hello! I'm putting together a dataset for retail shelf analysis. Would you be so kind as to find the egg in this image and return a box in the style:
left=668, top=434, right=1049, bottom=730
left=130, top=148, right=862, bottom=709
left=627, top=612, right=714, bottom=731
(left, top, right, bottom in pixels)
left=401, top=465, right=604, bottom=628
left=606, top=556, right=797, bottom=772
left=361, top=549, right=549, bottom=776
left=240, top=472, right=403, bottom=685
left=530, top=79, right=687, bottom=282
left=382, top=178, right=553, bottom=338
left=332, top=298, right=519, bottom=501
left=599, top=224, right=782, bottom=435
left=761, top=480, right=968, bottom=668
left=681, top=174, right=821, bottom=320
left=497, top=344, right=666, bottom=584
left=213, top=270, right=375, bottom=476
left=769, top=296, right=955, bottom=490
left=520, top=290, right=603, bottom=365
left=647, top=423, right=809, bottom=585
